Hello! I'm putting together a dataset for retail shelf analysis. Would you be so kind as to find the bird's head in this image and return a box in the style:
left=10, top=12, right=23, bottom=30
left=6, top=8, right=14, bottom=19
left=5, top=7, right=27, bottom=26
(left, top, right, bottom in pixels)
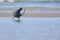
left=20, top=8, right=25, bottom=16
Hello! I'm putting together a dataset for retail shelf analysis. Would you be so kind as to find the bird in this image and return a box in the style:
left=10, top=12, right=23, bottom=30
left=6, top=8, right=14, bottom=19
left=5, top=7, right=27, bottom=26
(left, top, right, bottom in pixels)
left=13, top=8, right=25, bottom=22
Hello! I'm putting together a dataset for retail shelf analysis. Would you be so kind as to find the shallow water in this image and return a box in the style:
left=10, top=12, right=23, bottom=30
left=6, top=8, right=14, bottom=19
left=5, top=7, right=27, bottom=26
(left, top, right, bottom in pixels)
left=0, top=2, right=60, bottom=8
left=0, top=17, right=60, bottom=40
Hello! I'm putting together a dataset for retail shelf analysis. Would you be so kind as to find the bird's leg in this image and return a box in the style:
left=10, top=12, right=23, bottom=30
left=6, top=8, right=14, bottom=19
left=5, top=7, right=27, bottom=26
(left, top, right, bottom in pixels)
left=17, top=18, right=21, bottom=22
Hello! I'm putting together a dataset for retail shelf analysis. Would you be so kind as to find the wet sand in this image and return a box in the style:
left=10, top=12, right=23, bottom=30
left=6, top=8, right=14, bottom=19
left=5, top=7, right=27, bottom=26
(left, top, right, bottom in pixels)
left=0, top=12, right=60, bottom=17
left=0, top=7, right=60, bottom=17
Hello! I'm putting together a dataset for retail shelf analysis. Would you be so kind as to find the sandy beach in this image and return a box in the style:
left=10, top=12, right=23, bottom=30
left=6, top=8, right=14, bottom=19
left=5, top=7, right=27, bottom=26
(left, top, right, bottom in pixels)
left=0, top=7, right=60, bottom=17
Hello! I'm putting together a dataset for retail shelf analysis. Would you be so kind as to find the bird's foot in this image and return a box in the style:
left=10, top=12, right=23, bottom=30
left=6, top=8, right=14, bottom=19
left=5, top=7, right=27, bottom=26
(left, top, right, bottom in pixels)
left=14, top=20, right=21, bottom=22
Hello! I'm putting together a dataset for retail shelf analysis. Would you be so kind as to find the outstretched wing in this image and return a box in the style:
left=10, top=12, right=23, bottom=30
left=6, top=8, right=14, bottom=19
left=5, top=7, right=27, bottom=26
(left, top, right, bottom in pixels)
left=20, top=9, right=25, bottom=15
